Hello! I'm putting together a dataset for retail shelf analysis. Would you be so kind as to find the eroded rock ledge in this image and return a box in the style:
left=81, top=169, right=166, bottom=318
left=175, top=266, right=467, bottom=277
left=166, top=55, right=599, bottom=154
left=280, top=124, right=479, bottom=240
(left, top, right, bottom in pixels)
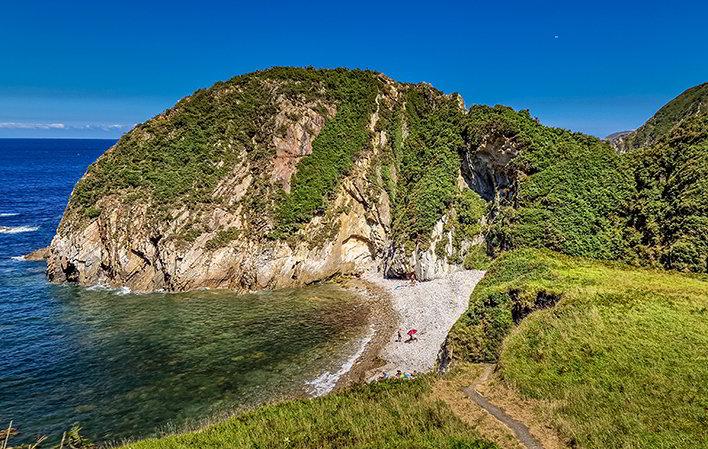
left=46, top=68, right=515, bottom=293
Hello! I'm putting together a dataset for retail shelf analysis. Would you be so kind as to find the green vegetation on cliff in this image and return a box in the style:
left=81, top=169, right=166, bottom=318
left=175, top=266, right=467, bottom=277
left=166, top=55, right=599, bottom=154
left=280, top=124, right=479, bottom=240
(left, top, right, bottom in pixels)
left=623, top=113, right=708, bottom=272
left=387, top=87, right=466, bottom=246
left=624, top=82, right=708, bottom=150
left=449, top=248, right=708, bottom=448
left=274, top=69, right=379, bottom=234
left=69, top=67, right=381, bottom=233
left=122, top=377, right=497, bottom=449
left=466, top=106, right=630, bottom=261
left=71, top=72, right=274, bottom=214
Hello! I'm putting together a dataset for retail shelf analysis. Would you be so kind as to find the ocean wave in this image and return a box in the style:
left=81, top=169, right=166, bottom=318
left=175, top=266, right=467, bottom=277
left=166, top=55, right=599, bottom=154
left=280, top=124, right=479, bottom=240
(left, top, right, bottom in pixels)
left=0, top=213, right=19, bottom=217
left=0, top=225, right=39, bottom=234
left=86, top=284, right=132, bottom=295
left=306, top=326, right=375, bottom=397
left=10, top=255, right=26, bottom=261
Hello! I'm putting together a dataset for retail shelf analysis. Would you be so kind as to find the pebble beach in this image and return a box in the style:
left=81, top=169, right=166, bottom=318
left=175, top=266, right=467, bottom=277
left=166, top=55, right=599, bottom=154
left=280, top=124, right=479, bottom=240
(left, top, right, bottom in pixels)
left=364, top=270, right=486, bottom=378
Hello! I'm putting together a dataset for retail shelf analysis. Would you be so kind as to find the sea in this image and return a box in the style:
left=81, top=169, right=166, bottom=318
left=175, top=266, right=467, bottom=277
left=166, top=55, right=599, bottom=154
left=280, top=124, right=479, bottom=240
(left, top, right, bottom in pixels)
left=0, top=139, right=372, bottom=444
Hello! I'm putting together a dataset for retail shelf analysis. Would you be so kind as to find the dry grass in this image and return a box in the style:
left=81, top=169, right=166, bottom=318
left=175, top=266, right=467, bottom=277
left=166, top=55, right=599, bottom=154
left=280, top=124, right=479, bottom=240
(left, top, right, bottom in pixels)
left=433, top=364, right=523, bottom=449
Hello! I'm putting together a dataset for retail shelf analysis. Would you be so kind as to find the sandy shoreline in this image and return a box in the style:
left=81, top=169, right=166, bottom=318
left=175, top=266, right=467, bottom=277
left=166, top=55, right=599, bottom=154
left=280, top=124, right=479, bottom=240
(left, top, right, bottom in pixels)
left=332, top=269, right=485, bottom=390
left=330, top=277, right=397, bottom=390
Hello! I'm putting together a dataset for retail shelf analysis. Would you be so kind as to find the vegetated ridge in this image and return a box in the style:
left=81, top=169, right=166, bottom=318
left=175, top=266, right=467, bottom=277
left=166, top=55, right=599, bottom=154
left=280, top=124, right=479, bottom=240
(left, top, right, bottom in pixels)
left=46, top=68, right=707, bottom=292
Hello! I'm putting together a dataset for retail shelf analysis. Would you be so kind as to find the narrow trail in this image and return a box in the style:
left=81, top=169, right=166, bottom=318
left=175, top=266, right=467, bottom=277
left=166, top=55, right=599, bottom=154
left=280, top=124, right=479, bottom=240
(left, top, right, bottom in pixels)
left=463, top=365, right=545, bottom=449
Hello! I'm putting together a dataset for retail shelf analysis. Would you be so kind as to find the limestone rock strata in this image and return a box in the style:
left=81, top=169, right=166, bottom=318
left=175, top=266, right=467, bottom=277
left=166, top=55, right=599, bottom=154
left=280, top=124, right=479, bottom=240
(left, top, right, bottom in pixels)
left=46, top=70, right=491, bottom=293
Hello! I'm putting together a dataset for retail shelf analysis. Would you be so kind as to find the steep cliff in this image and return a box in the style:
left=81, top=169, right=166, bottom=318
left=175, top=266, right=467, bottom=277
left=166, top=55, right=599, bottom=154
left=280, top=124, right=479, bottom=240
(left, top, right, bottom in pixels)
left=47, top=69, right=707, bottom=292
left=47, top=68, right=484, bottom=292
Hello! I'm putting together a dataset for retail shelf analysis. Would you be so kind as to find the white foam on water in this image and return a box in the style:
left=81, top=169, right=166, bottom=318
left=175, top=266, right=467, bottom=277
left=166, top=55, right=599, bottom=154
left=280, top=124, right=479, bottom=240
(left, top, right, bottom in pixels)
left=0, top=226, right=39, bottom=234
left=0, top=213, right=19, bottom=217
left=306, top=325, right=375, bottom=397
left=10, top=255, right=26, bottom=261
left=86, top=284, right=132, bottom=295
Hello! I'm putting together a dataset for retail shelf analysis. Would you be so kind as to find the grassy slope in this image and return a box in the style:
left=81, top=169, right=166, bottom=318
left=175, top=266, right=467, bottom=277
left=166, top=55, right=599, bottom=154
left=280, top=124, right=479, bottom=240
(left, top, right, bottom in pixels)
left=122, top=377, right=497, bottom=449
left=451, top=248, right=708, bottom=448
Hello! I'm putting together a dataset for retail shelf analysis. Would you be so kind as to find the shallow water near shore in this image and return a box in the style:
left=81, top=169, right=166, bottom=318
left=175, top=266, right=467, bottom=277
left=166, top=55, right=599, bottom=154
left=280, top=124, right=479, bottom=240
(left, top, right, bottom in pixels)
left=0, top=139, right=372, bottom=443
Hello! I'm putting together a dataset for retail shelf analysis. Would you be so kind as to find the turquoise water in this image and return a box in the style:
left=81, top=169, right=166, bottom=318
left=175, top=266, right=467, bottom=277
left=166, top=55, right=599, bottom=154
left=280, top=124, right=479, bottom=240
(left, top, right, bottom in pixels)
left=0, top=139, right=371, bottom=444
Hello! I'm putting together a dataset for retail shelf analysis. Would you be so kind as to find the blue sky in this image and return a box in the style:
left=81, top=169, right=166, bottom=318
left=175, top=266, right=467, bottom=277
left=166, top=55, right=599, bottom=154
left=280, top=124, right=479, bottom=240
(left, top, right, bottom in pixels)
left=1, top=0, right=706, bottom=138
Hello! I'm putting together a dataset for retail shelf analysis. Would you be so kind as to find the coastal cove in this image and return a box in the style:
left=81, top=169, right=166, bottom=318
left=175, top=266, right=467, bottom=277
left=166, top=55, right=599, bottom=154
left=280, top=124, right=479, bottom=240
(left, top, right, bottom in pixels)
left=0, top=139, right=375, bottom=444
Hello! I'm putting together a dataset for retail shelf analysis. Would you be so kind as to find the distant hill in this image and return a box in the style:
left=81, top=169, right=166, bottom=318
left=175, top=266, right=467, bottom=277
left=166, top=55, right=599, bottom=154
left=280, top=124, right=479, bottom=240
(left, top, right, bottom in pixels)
left=611, top=83, right=708, bottom=152
left=604, top=130, right=633, bottom=152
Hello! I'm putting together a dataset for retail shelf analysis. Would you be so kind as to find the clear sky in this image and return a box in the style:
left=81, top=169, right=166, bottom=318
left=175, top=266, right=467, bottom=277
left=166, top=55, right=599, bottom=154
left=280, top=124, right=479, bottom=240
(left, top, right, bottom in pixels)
left=1, top=0, right=706, bottom=138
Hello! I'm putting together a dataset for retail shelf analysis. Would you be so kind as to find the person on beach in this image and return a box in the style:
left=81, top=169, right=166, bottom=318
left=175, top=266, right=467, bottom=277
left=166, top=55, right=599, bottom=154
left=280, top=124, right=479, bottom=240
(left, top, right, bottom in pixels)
left=395, top=370, right=403, bottom=379
left=409, top=272, right=417, bottom=285
left=396, top=328, right=402, bottom=342
left=405, top=329, right=418, bottom=343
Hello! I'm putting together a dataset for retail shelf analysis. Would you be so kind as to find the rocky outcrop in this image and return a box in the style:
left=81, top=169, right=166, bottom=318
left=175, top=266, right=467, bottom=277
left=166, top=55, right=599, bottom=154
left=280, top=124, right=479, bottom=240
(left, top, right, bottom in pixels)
left=47, top=108, right=391, bottom=292
left=23, top=247, right=49, bottom=261
left=461, top=133, right=520, bottom=202
left=384, top=217, right=467, bottom=281
left=47, top=69, right=488, bottom=293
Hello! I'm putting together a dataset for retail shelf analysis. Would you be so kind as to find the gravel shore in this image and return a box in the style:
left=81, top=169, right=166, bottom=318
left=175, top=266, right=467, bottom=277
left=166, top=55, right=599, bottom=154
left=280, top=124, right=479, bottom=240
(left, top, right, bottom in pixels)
left=363, top=270, right=486, bottom=378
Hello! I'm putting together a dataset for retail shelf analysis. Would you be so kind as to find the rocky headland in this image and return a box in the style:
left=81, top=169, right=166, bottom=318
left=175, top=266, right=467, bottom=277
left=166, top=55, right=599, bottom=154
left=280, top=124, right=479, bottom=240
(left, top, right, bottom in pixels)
left=44, top=68, right=707, bottom=294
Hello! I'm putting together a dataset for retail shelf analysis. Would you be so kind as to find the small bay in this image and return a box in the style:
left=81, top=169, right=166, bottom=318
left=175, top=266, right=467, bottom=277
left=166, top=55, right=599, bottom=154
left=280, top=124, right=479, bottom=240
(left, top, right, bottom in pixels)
left=0, top=139, right=370, bottom=443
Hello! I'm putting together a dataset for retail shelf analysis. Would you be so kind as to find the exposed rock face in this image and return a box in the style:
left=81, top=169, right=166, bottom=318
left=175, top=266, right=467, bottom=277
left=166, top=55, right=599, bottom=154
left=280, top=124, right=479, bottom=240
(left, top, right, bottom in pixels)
left=23, top=247, right=49, bottom=261
left=47, top=68, right=485, bottom=292
left=461, top=133, right=519, bottom=202
left=605, top=130, right=633, bottom=153
left=271, top=98, right=334, bottom=191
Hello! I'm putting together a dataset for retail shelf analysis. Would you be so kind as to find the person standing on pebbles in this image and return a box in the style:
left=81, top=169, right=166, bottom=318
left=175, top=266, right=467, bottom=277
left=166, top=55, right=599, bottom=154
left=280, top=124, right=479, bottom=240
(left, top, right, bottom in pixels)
left=396, top=328, right=403, bottom=342
left=406, top=329, right=418, bottom=343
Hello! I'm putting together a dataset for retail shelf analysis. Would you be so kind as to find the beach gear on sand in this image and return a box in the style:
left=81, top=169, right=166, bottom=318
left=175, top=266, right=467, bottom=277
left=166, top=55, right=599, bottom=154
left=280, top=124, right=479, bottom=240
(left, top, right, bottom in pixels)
left=405, top=328, right=418, bottom=343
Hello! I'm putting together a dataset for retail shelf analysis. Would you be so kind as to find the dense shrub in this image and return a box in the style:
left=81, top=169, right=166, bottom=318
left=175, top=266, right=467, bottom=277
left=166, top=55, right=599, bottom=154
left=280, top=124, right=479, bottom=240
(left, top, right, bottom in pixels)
left=466, top=106, right=631, bottom=261
left=622, top=113, right=708, bottom=272
left=388, top=87, right=466, bottom=246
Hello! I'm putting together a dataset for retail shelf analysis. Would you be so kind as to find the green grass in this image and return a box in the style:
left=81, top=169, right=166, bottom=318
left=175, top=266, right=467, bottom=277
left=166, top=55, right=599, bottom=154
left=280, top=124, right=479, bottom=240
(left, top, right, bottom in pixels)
left=121, top=377, right=497, bottom=449
left=450, top=248, right=708, bottom=448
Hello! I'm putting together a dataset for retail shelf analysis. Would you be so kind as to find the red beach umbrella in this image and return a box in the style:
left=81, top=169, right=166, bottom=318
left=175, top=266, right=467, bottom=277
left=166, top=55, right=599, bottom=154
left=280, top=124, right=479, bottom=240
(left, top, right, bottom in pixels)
left=407, top=329, right=417, bottom=336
